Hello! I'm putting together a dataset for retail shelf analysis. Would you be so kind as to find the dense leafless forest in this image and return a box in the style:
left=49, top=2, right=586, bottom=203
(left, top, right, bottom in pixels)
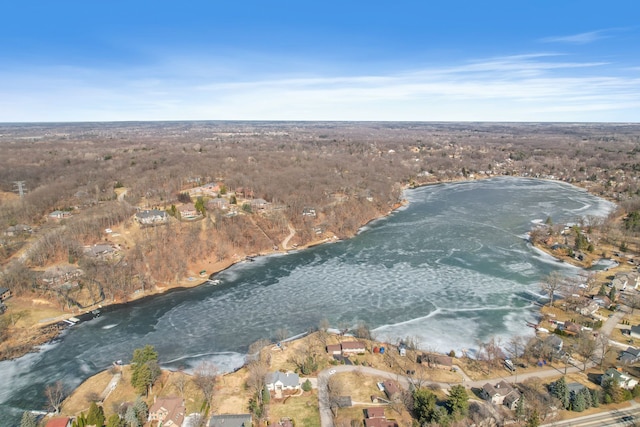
left=1, top=121, right=640, bottom=308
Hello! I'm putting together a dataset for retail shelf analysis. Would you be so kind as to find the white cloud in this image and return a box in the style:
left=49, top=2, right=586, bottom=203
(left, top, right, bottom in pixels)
left=0, top=53, right=638, bottom=122
left=541, top=30, right=608, bottom=44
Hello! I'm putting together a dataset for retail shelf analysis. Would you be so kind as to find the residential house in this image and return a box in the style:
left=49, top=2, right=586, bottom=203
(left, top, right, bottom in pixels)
left=326, top=341, right=366, bottom=356
left=593, top=295, right=612, bottom=309
left=179, top=203, right=199, bottom=219
left=481, top=380, right=521, bottom=409
left=208, top=414, right=252, bottom=427
left=208, top=197, right=230, bottom=210
left=45, top=418, right=72, bottom=427
left=0, top=287, right=11, bottom=301
left=302, top=207, right=317, bottom=217
left=135, top=209, right=168, bottom=225
left=364, top=419, right=398, bottom=427
left=189, top=182, right=221, bottom=198
left=364, top=407, right=398, bottom=427
left=3, top=224, right=32, bottom=236
left=630, top=325, right=640, bottom=340
left=48, top=210, right=72, bottom=220
left=365, top=407, right=386, bottom=418
left=234, top=187, right=254, bottom=198
left=340, top=341, right=366, bottom=355
left=567, top=382, right=587, bottom=403
left=612, top=272, right=640, bottom=291
left=620, top=347, right=640, bottom=365
left=326, top=344, right=342, bottom=355
left=42, top=265, right=83, bottom=286
left=577, top=300, right=599, bottom=316
left=601, top=368, right=639, bottom=390
left=420, top=353, right=453, bottom=369
left=85, top=244, right=115, bottom=258
left=266, top=371, right=300, bottom=391
left=562, top=321, right=581, bottom=335
left=382, top=380, right=401, bottom=400
left=148, top=396, right=185, bottom=427
left=250, top=198, right=270, bottom=211
left=545, top=335, right=564, bottom=353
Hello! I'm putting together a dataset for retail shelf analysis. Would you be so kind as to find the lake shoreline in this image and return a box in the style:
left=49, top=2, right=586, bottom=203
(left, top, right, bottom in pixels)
left=1, top=175, right=618, bottom=362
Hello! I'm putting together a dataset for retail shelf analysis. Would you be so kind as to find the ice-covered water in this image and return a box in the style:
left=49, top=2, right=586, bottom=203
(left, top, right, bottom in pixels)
left=0, top=177, right=615, bottom=424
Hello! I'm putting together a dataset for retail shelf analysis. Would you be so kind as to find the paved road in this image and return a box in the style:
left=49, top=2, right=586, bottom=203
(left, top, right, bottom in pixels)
left=317, top=310, right=627, bottom=427
left=541, top=400, right=640, bottom=426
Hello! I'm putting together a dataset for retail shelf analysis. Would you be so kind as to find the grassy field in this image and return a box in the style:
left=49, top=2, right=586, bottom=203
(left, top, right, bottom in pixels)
left=268, top=391, right=320, bottom=427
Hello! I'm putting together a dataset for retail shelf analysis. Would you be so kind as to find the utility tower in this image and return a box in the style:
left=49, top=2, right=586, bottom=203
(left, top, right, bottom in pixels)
left=12, top=180, right=27, bottom=198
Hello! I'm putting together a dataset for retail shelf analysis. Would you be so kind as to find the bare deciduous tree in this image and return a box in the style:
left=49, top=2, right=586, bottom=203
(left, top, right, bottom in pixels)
left=44, top=380, right=65, bottom=414
left=193, top=361, right=218, bottom=406
left=541, top=271, right=566, bottom=307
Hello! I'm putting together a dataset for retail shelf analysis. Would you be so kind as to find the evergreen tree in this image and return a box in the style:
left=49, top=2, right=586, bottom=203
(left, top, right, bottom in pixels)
left=124, top=405, right=140, bottom=427
left=130, top=345, right=159, bottom=395
left=72, top=413, right=87, bottom=427
left=550, top=376, right=570, bottom=409
left=413, top=388, right=437, bottom=424
left=262, top=385, right=271, bottom=403
left=431, top=406, right=451, bottom=427
left=526, top=408, right=540, bottom=427
left=590, top=388, right=601, bottom=407
left=579, top=387, right=592, bottom=409
left=515, top=395, right=526, bottom=421
left=609, top=287, right=617, bottom=303
left=133, top=396, right=148, bottom=425
left=107, top=414, right=124, bottom=427
left=195, top=196, right=206, bottom=216
left=20, top=412, right=37, bottom=427
left=446, top=384, right=469, bottom=418
left=572, top=390, right=586, bottom=412
left=598, top=283, right=608, bottom=296
left=87, top=401, right=105, bottom=426
left=602, top=376, right=624, bottom=403
left=132, top=363, right=152, bottom=395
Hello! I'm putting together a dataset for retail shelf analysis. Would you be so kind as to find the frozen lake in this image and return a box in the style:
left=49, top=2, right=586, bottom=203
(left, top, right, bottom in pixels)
left=0, top=177, right=615, bottom=424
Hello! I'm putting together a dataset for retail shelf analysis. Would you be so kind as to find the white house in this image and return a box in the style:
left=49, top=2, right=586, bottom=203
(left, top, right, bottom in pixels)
left=481, top=380, right=521, bottom=409
left=135, top=209, right=168, bottom=225
left=601, top=368, right=639, bottom=390
left=266, top=371, right=300, bottom=391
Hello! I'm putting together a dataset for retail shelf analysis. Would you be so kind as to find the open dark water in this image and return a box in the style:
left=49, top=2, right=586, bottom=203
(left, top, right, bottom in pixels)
left=0, top=177, right=614, bottom=424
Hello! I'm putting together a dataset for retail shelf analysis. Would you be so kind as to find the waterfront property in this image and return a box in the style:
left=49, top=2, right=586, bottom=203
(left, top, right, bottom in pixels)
left=266, top=371, right=300, bottom=392
left=148, top=396, right=185, bottom=426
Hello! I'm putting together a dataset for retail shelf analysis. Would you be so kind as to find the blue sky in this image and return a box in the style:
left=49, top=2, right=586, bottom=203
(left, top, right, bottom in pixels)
left=1, top=1, right=639, bottom=122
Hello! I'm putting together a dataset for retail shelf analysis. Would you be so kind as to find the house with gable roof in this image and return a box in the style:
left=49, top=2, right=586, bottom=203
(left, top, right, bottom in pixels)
left=481, top=380, right=521, bottom=409
left=620, top=347, right=640, bottom=365
left=148, top=396, right=185, bottom=426
left=601, top=368, right=639, bottom=390
left=266, top=371, right=300, bottom=391
left=135, top=209, right=168, bottom=225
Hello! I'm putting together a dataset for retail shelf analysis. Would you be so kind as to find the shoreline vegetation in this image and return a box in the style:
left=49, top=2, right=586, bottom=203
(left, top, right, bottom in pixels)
left=2, top=122, right=640, bottom=424
left=4, top=174, right=621, bottom=361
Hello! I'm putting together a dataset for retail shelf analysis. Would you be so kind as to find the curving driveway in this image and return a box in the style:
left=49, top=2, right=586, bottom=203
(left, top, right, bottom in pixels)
left=316, top=311, right=626, bottom=427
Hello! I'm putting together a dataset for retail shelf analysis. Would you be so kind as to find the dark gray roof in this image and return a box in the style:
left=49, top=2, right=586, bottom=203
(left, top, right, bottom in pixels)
left=267, top=371, right=299, bottom=388
left=135, top=209, right=167, bottom=219
left=0, top=287, right=9, bottom=294
left=208, top=414, right=252, bottom=427
left=567, top=382, right=586, bottom=395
